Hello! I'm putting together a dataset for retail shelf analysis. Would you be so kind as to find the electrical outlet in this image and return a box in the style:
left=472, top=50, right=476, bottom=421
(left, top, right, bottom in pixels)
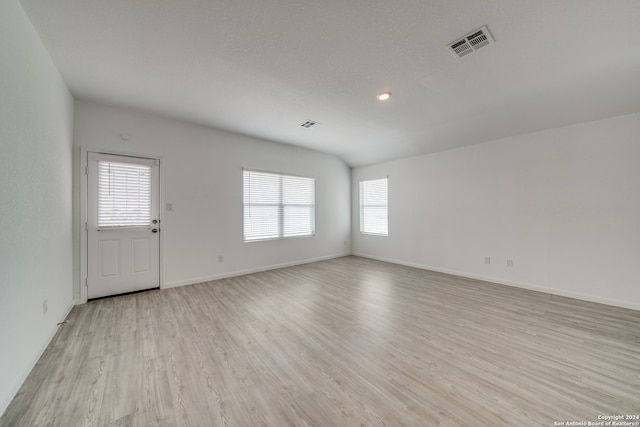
left=218, top=255, right=224, bottom=263
left=166, top=203, right=173, bottom=211
left=506, top=259, right=514, bottom=268
left=484, top=256, right=491, bottom=265
left=343, top=240, right=347, bottom=246
left=43, top=299, right=48, bottom=314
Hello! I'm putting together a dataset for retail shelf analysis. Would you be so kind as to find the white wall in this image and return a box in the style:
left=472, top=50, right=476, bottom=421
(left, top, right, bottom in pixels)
left=73, top=100, right=351, bottom=298
left=0, top=0, right=74, bottom=415
left=352, top=113, right=640, bottom=310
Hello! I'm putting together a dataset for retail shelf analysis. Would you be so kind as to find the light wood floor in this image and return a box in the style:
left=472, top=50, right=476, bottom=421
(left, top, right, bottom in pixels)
left=2, top=256, right=640, bottom=426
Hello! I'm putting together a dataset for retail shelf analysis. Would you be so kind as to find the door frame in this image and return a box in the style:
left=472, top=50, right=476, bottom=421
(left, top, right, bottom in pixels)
left=80, top=147, right=164, bottom=303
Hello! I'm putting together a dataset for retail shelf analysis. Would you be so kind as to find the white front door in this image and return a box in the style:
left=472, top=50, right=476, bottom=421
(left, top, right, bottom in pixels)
left=87, top=153, right=160, bottom=299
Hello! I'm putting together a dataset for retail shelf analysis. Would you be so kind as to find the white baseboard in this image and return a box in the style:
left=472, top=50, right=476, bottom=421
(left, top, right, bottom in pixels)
left=0, top=299, right=76, bottom=417
left=163, top=252, right=352, bottom=289
left=353, top=252, right=640, bottom=312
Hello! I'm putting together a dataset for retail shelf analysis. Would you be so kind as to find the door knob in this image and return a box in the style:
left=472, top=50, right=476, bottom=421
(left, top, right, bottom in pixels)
left=151, top=228, right=158, bottom=233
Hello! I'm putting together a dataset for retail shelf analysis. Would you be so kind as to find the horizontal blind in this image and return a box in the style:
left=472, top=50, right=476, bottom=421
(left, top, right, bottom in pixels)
left=360, top=178, right=388, bottom=235
left=243, top=171, right=280, bottom=241
left=244, top=170, right=315, bottom=241
left=282, top=174, right=315, bottom=237
left=98, top=161, right=152, bottom=227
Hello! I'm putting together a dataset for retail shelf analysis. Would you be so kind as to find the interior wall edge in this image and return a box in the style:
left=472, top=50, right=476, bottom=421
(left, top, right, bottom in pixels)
left=163, top=252, right=353, bottom=289
left=353, top=252, right=640, bottom=312
left=0, top=299, right=75, bottom=417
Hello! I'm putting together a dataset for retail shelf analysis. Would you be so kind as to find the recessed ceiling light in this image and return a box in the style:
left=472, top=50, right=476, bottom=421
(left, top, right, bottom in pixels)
left=377, top=91, right=392, bottom=101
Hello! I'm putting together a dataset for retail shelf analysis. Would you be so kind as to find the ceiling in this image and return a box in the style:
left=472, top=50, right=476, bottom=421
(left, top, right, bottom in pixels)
left=20, top=0, right=640, bottom=167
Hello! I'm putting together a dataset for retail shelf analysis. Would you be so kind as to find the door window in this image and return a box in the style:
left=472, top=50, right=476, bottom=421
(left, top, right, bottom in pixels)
left=97, top=161, right=152, bottom=228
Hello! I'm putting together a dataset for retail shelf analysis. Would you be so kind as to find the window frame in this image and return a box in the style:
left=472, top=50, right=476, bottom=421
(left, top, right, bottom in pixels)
left=359, top=177, right=388, bottom=236
left=243, top=169, right=316, bottom=242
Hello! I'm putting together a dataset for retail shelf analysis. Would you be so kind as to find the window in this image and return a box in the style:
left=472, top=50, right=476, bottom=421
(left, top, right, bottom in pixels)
left=98, top=161, right=152, bottom=228
left=360, top=177, right=388, bottom=235
left=243, top=170, right=315, bottom=241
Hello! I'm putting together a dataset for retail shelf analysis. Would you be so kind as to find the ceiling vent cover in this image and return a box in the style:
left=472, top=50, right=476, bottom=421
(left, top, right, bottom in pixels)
left=448, top=26, right=494, bottom=58
left=300, top=120, right=321, bottom=128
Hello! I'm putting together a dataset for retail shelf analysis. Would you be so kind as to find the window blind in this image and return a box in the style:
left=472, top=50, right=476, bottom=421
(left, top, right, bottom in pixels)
left=243, top=170, right=315, bottom=241
left=360, top=178, right=388, bottom=235
left=98, top=161, right=152, bottom=228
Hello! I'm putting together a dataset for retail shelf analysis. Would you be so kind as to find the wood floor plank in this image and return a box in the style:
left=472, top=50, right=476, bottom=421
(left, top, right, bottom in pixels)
left=2, top=256, right=639, bottom=426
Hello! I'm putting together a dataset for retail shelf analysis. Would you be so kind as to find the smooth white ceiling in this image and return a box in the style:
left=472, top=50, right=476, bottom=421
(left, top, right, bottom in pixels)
left=20, top=0, right=640, bottom=166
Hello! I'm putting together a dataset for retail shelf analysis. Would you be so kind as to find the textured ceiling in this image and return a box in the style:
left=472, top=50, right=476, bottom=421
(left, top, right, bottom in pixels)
left=20, top=0, right=640, bottom=166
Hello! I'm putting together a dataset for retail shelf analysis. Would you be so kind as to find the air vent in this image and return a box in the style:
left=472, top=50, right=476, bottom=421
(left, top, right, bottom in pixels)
left=300, top=120, right=321, bottom=128
left=447, top=26, right=494, bottom=58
